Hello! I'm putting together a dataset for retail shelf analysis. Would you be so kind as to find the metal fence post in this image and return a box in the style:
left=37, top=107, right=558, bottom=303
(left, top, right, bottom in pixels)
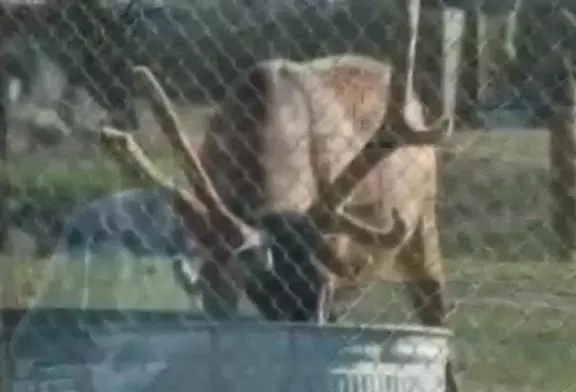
left=524, top=5, right=576, bottom=262
left=0, top=47, right=8, bottom=253
left=549, top=54, right=576, bottom=262
left=456, top=7, right=479, bottom=128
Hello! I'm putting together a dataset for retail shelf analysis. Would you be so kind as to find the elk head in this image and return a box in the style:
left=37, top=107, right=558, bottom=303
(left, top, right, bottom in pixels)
left=98, top=65, right=446, bottom=296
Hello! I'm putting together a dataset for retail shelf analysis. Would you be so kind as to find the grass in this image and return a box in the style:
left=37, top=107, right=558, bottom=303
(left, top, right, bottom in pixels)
left=3, top=117, right=576, bottom=391
left=343, top=280, right=576, bottom=392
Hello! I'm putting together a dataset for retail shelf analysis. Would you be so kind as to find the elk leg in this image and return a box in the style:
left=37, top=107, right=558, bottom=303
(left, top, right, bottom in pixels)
left=316, top=279, right=336, bottom=324
left=199, top=261, right=241, bottom=320
left=396, top=214, right=458, bottom=392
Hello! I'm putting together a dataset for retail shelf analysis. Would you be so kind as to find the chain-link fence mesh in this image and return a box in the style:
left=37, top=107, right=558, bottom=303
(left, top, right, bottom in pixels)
left=0, top=0, right=575, bottom=391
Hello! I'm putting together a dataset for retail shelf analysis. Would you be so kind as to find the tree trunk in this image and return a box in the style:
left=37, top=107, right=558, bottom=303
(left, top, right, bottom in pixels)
left=0, top=56, right=8, bottom=253
left=415, top=7, right=443, bottom=119
left=549, top=56, right=576, bottom=262
left=392, top=0, right=420, bottom=97
left=456, top=9, right=479, bottom=128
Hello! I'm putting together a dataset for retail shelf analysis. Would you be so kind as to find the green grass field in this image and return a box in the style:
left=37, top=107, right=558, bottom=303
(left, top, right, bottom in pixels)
left=2, top=121, right=576, bottom=391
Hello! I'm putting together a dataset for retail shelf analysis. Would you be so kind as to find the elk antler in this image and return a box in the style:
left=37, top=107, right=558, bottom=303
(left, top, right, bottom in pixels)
left=305, top=112, right=415, bottom=250
left=304, top=99, right=446, bottom=277
left=131, top=66, right=204, bottom=191
left=100, top=127, right=208, bottom=215
left=130, top=66, right=255, bottom=238
left=393, top=112, right=450, bottom=145
left=99, top=128, right=219, bottom=251
left=100, top=66, right=256, bottom=245
left=386, top=0, right=450, bottom=146
left=306, top=19, right=449, bottom=248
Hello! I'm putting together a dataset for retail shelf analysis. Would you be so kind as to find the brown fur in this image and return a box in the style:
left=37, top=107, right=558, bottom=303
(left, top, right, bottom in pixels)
left=199, top=54, right=450, bottom=328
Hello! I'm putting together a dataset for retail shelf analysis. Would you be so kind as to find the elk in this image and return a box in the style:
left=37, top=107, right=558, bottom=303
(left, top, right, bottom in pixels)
left=187, top=53, right=458, bottom=391
left=97, top=54, right=447, bottom=309
left=190, top=53, right=452, bottom=323
left=98, top=57, right=455, bottom=390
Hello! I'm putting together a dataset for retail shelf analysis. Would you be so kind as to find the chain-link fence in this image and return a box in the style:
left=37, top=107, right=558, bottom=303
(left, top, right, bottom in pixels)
left=1, top=0, right=575, bottom=391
